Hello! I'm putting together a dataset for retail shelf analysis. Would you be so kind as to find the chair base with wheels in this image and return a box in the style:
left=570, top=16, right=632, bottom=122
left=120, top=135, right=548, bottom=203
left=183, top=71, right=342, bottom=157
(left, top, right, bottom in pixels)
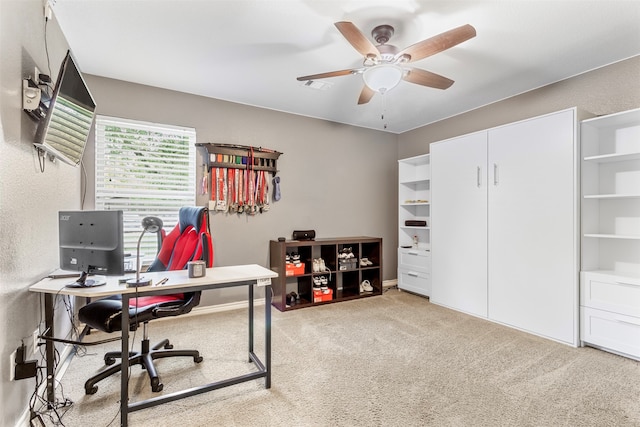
left=84, top=321, right=203, bottom=394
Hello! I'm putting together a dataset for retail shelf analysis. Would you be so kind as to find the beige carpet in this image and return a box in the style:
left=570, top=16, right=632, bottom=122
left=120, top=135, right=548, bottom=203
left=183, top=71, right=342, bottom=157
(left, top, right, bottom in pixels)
left=41, top=289, right=640, bottom=426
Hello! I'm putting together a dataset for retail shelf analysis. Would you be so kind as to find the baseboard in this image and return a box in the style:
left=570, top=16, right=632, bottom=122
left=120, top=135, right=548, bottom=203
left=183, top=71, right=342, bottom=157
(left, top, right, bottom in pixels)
left=383, top=279, right=398, bottom=289
left=167, top=297, right=266, bottom=319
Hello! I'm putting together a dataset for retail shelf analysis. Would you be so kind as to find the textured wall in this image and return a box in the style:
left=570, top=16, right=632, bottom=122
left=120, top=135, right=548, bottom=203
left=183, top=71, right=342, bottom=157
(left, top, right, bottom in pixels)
left=0, top=1, right=78, bottom=425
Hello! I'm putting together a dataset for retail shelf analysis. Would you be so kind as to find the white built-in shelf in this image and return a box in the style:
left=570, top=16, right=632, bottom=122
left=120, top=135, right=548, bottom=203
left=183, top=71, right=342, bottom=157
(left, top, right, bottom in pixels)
left=400, top=179, right=429, bottom=186
left=400, top=202, right=430, bottom=206
left=583, top=152, right=640, bottom=163
left=583, top=233, right=640, bottom=240
left=584, top=194, right=640, bottom=199
left=581, top=270, right=640, bottom=281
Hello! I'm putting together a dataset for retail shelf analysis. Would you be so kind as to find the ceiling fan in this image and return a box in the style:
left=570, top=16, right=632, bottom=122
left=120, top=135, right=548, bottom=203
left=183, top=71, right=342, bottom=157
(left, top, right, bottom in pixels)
left=297, top=21, right=476, bottom=105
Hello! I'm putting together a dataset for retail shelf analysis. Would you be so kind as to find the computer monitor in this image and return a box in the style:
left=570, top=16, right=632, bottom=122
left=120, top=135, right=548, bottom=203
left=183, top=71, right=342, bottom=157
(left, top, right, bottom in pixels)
left=58, top=210, right=124, bottom=287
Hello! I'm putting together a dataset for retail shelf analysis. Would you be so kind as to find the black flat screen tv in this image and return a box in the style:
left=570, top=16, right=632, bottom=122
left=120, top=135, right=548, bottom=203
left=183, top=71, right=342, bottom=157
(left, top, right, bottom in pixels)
left=58, top=210, right=124, bottom=287
left=34, top=50, right=96, bottom=166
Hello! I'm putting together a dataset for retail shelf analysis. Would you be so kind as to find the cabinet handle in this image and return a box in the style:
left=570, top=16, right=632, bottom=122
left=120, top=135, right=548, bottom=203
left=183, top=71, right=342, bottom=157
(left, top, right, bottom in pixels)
left=476, top=166, right=481, bottom=187
left=493, top=163, right=499, bottom=185
left=408, top=251, right=418, bottom=256
left=408, top=272, right=419, bottom=277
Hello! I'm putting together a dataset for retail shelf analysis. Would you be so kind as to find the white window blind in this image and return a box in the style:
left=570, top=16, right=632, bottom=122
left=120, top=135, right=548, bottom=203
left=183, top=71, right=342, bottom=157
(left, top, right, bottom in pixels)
left=95, top=116, right=196, bottom=260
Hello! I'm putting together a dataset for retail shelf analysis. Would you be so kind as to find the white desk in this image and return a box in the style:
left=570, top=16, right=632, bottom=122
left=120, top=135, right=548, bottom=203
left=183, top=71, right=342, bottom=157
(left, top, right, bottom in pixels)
left=30, top=264, right=277, bottom=427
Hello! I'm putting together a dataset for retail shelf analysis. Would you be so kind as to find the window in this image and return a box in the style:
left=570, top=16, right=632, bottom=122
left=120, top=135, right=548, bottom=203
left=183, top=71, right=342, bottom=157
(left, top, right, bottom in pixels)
left=95, top=116, right=196, bottom=261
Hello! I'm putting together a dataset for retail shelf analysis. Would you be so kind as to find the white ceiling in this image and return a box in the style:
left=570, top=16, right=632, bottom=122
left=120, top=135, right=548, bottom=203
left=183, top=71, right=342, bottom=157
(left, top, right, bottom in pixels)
left=52, top=0, right=640, bottom=134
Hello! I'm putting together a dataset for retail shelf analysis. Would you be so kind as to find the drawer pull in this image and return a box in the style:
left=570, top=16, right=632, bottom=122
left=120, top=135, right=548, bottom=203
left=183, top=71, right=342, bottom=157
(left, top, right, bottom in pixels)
left=407, top=272, right=419, bottom=277
left=408, top=251, right=418, bottom=256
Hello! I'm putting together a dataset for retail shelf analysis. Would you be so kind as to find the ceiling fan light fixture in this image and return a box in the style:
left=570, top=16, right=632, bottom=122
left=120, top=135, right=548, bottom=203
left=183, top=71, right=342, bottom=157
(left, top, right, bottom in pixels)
left=363, top=64, right=403, bottom=94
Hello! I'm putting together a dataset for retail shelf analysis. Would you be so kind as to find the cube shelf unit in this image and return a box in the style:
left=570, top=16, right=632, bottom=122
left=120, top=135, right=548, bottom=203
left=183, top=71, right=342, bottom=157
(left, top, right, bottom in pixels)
left=269, top=237, right=382, bottom=312
left=398, top=154, right=431, bottom=297
left=580, top=107, right=640, bottom=359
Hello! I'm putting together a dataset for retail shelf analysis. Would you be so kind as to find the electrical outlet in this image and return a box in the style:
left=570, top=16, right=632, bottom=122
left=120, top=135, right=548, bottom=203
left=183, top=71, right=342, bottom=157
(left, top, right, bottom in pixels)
left=32, top=329, right=39, bottom=355
left=9, top=349, right=16, bottom=381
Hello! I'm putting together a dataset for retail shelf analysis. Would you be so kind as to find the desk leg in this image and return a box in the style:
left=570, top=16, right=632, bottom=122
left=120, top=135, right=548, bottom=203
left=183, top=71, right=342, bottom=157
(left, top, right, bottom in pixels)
left=265, top=285, right=271, bottom=389
left=248, top=284, right=254, bottom=362
left=120, top=294, right=130, bottom=427
left=44, top=294, right=56, bottom=406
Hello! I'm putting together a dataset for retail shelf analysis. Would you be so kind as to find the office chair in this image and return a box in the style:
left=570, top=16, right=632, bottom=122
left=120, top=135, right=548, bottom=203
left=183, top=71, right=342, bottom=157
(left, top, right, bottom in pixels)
left=79, top=206, right=214, bottom=394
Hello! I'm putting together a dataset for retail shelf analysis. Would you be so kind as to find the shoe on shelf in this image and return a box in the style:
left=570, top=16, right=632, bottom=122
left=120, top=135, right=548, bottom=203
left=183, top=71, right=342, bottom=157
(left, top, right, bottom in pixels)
left=320, top=276, right=328, bottom=285
left=313, top=276, right=322, bottom=288
left=360, top=280, right=373, bottom=293
left=286, top=292, right=298, bottom=306
left=312, top=259, right=320, bottom=273
left=291, top=252, right=301, bottom=267
left=286, top=253, right=291, bottom=264
left=360, top=257, right=373, bottom=266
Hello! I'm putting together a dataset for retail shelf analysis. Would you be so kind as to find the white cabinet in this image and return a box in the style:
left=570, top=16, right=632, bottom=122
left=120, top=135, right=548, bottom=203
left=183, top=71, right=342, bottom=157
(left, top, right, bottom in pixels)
left=580, top=108, right=640, bottom=359
left=431, top=108, right=579, bottom=346
left=397, top=248, right=431, bottom=296
left=487, top=110, right=578, bottom=344
left=431, top=132, right=488, bottom=316
left=398, top=154, right=431, bottom=296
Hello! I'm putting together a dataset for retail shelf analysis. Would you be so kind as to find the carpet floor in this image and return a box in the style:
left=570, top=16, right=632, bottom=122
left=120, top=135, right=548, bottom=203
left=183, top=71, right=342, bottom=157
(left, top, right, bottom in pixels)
left=41, top=289, right=640, bottom=426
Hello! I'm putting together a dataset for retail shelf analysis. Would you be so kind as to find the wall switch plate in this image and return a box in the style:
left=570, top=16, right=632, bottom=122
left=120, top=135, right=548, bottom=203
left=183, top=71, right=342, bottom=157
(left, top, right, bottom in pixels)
left=9, top=349, right=16, bottom=381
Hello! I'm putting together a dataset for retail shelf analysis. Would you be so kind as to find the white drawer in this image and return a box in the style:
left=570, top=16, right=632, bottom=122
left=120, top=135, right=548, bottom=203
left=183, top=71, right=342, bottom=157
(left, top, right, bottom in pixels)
left=398, top=268, right=430, bottom=297
left=580, top=272, right=640, bottom=318
left=581, top=306, right=640, bottom=359
left=398, top=248, right=430, bottom=273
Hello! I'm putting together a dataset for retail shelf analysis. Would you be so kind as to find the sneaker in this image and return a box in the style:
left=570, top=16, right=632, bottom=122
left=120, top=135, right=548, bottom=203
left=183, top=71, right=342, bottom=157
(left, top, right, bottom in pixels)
left=312, top=259, right=320, bottom=273
left=313, top=276, right=322, bottom=288
left=291, top=252, right=301, bottom=267
left=286, top=253, right=291, bottom=264
left=360, top=280, right=373, bottom=293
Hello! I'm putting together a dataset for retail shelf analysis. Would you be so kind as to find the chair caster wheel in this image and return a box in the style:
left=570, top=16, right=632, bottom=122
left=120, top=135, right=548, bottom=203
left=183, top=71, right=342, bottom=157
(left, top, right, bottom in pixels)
left=194, top=356, right=203, bottom=363
left=86, top=386, right=98, bottom=395
left=105, top=357, right=116, bottom=365
left=152, top=383, right=163, bottom=392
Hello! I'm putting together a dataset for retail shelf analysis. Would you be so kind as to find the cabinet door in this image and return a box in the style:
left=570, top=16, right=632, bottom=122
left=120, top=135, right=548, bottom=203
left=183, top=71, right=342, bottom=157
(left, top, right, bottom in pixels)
left=487, top=109, right=577, bottom=344
left=431, top=132, right=488, bottom=317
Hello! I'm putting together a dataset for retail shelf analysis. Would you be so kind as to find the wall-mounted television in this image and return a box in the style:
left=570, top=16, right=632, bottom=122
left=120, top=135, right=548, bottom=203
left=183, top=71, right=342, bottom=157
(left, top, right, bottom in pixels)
left=34, top=50, right=96, bottom=166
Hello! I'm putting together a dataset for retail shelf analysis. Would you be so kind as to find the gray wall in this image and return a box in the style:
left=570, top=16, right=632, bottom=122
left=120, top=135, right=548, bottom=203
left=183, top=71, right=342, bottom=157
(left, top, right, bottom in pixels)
left=80, top=76, right=398, bottom=306
left=398, top=56, right=640, bottom=157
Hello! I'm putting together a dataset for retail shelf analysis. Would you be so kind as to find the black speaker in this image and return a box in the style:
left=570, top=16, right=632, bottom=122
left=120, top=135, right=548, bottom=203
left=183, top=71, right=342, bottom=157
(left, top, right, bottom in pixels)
left=292, top=230, right=315, bottom=241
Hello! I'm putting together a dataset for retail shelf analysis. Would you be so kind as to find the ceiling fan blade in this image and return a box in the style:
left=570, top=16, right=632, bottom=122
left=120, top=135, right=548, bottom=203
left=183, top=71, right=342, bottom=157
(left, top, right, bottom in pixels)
left=403, top=68, right=454, bottom=90
left=296, top=69, right=357, bottom=81
left=395, top=24, right=476, bottom=63
left=357, top=85, right=375, bottom=105
left=335, top=21, right=381, bottom=60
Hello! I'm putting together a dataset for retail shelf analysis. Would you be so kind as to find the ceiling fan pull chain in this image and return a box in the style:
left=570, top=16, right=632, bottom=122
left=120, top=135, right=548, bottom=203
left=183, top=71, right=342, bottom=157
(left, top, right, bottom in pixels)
left=381, top=93, right=388, bottom=130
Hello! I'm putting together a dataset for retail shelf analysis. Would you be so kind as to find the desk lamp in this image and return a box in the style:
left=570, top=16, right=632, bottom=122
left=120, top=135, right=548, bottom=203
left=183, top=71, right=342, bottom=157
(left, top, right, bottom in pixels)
left=127, top=216, right=163, bottom=287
